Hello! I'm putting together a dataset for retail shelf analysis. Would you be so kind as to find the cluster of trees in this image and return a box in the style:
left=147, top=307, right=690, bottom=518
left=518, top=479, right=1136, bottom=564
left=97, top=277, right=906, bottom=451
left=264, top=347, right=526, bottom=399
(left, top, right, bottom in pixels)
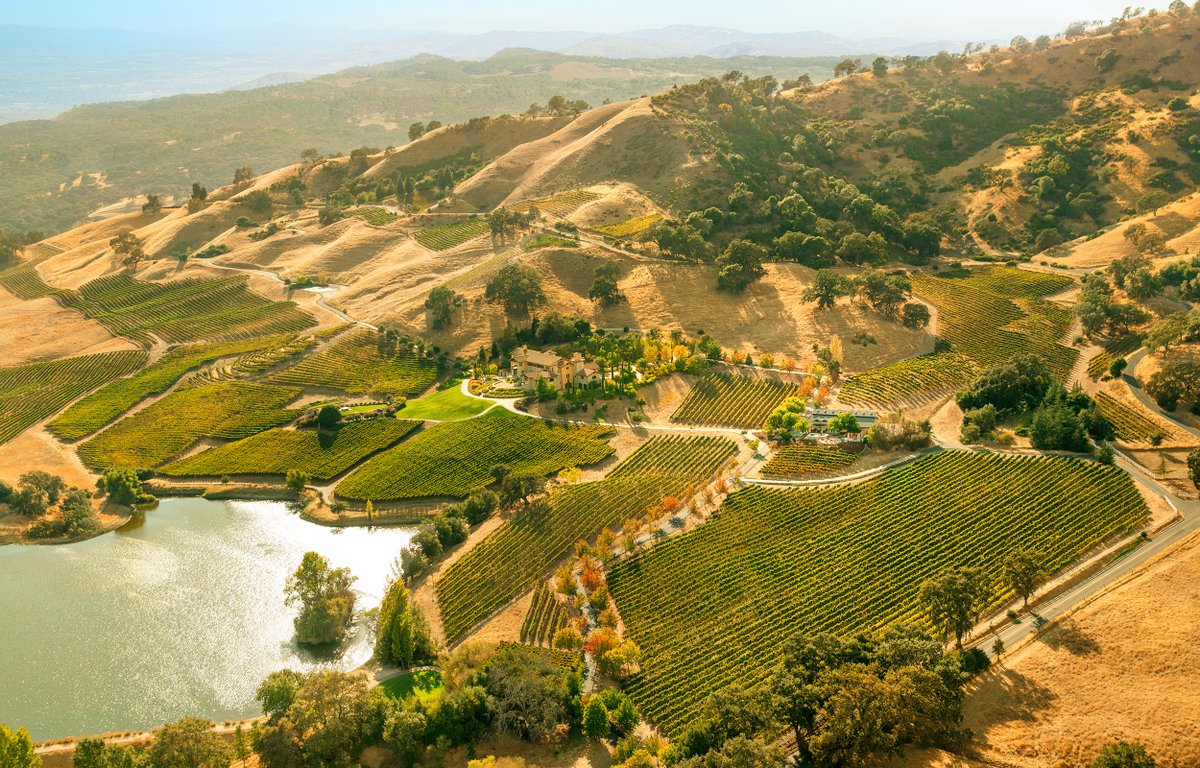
left=801, top=268, right=929, bottom=327
left=667, top=624, right=980, bottom=768
left=957, top=355, right=1113, bottom=451
left=864, top=416, right=934, bottom=451
left=487, top=207, right=537, bottom=245
left=523, top=95, right=589, bottom=117
left=0, top=471, right=103, bottom=540
left=0, top=228, right=44, bottom=268
left=408, top=120, right=444, bottom=141
left=375, top=578, right=437, bottom=669
left=1146, top=354, right=1200, bottom=413
left=1076, top=275, right=1149, bottom=337
left=397, top=486, right=506, bottom=579
left=485, top=264, right=546, bottom=316
left=284, top=552, right=356, bottom=645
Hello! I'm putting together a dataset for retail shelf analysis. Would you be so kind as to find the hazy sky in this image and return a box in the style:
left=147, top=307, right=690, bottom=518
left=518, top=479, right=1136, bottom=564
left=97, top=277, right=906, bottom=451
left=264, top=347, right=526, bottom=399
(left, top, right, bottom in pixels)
left=1, top=0, right=1135, bottom=40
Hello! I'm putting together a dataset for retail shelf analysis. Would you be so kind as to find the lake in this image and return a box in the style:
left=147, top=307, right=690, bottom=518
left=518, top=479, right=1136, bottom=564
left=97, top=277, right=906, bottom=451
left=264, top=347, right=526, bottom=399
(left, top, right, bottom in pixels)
left=0, top=497, right=415, bottom=740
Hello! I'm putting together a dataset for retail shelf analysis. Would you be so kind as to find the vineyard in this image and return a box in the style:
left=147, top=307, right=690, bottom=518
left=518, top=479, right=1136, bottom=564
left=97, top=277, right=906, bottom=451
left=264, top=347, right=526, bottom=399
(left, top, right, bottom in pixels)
left=519, top=583, right=569, bottom=647
left=911, top=267, right=1078, bottom=381
left=0, top=351, right=146, bottom=446
left=1094, top=392, right=1178, bottom=443
left=512, top=190, right=599, bottom=218
left=838, top=351, right=979, bottom=408
left=672, top=372, right=802, bottom=429
left=160, top=418, right=421, bottom=480
left=348, top=207, right=399, bottom=225
left=48, top=336, right=293, bottom=440
left=592, top=214, right=662, bottom=239
left=608, top=435, right=738, bottom=480
left=761, top=444, right=860, bottom=478
left=523, top=233, right=578, bottom=250
left=335, top=409, right=613, bottom=501
left=0, top=261, right=56, bottom=299
left=607, top=451, right=1148, bottom=736
left=498, top=643, right=585, bottom=675
left=1086, top=335, right=1144, bottom=381
left=414, top=218, right=489, bottom=250
left=268, top=330, right=440, bottom=396
left=79, top=381, right=301, bottom=469
left=59, top=273, right=316, bottom=344
left=436, top=435, right=737, bottom=644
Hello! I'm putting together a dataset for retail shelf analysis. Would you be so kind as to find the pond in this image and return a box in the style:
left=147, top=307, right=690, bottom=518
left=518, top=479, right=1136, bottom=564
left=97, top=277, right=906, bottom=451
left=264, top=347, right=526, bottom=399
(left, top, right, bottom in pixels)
left=0, top=497, right=416, bottom=740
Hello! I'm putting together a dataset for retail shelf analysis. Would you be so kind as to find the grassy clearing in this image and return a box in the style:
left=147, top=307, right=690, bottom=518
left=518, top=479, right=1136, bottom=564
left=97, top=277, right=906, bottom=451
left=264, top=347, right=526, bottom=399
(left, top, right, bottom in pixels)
left=79, top=381, right=300, bottom=469
left=269, top=329, right=440, bottom=397
left=414, top=218, right=489, bottom=250
left=399, top=385, right=493, bottom=421
left=672, top=372, right=802, bottom=429
left=0, top=350, right=147, bottom=446
left=160, top=419, right=421, bottom=480
left=608, top=451, right=1148, bottom=736
left=59, top=273, right=316, bottom=344
left=335, top=409, right=613, bottom=502
left=380, top=669, right=444, bottom=703
left=436, top=435, right=737, bottom=644
left=48, top=335, right=293, bottom=440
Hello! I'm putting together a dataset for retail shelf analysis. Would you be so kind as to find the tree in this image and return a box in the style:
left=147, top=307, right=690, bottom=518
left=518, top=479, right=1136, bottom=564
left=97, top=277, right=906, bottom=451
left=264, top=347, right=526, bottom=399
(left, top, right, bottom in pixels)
left=1145, top=313, right=1189, bottom=354
left=582, top=697, right=609, bottom=740
left=0, top=724, right=39, bottom=768
left=774, top=231, right=833, bottom=268
left=855, top=269, right=911, bottom=314
left=284, top=552, right=356, bottom=645
left=109, top=232, right=145, bottom=269
left=920, top=566, right=991, bottom=647
left=715, top=239, right=767, bottom=293
left=316, top=404, right=341, bottom=430
left=424, top=285, right=462, bottom=330
left=1187, top=447, right=1200, bottom=490
left=485, top=264, right=545, bottom=316
left=1002, top=549, right=1045, bottom=607
left=871, top=56, right=889, bottom=76
left=408, top=122, right=426, bottom=141
left=1096, top=49, right=1121, bottom=73
left=833, top=58, right=862, bottom=77
left=149, top=718, right=231, bottom=768
left=1090, top=741, right=1157, bottom=768
left=804, top=270, right=849, bottom=309
left=233, top=725, right=249, bottom=768
left=254, top=671, right=375, bottom=768
left=233, top=166, right=256, bottom=184
left=462, top=488, right=499, bottom=525
left=384, top=708, right=427, bottom=767
left=98, top=468, right=152, bottom=506
left=190, top=182, right=208, bottom=202
left=1145, top=355, right=1200, bottom=411
left=901, top=302, right=931, bottom=329
left=142, top=194, right=162, bottom=214
left=588, top=263, right=624, bottom=306
left=826, top=412, right=860, bottom=434
left=285, top=469, right=310, bottom=492
left=375, top=578, right=436, bottom=668
left=956, top=354, right=1052, bottom=414
left=500, top=472, right=546, bottom=508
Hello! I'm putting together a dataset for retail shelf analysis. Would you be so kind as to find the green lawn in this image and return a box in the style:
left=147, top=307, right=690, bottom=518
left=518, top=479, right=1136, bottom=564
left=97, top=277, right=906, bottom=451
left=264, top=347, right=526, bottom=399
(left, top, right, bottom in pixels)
left=380, top=669, right=444, bottom=704
left=399, top=385, right=493, bottom=421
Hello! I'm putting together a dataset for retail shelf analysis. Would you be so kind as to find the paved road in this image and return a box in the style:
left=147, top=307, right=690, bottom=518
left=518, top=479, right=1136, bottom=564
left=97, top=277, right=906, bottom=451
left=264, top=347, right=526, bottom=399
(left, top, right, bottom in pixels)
left=1122, top=348, right=1200, bottom=439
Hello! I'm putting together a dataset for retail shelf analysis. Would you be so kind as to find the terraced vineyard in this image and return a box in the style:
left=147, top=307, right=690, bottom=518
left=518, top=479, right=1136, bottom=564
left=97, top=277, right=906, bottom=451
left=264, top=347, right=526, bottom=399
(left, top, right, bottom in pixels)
left=911, top=268, right=1077, bottom=380
left=1094, top=392, right=1178, bottom=443
left=761, top=444, right=860, bottom=478
left=414, top=218, right=489, bottom=250
left=592, top=214, right=662, bottom=238
left=436, top=435, right=737, bottom=643
left=349, top=207, right=398, bottom=225
left=336, top=409, right=613, bottom=501
left=513, top=190, right=599, bottom=217
left=48, top=336, right=293, bottom=440
left=269, top=329, right=439, bottom=396
left=79, top=381, right=300, bottom=469
left=59, top=273, right=315, bottom=344
left=0, top=261, right=57, bottom=299
left=608, top=435, right=738, bottom=480
left=0, top=351, right=146, bottom=445
left=839, top=351, right=979, bottom=408
left=160, top=419, right=421, bottom=480
left=607, top=451, right=1148, bottom=736
left=672, top=372, right=802, bottom=429
left=519, top=583, right=569, bottom=647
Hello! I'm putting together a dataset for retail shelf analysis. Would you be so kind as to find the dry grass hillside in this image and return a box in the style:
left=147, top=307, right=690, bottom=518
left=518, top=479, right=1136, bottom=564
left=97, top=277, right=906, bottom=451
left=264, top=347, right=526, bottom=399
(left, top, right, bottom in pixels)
left=898, top=531, right=1200, bottom=768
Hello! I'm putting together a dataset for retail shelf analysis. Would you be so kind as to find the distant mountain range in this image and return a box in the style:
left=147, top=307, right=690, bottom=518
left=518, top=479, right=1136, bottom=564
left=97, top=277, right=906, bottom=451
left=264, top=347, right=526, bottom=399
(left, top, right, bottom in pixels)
left=0, top=23, right=989, bottom=123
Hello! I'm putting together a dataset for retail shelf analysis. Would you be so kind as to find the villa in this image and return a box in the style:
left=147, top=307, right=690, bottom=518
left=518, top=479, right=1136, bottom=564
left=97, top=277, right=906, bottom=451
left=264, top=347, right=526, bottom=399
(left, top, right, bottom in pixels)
left=511, top=346, right=602, bottom=391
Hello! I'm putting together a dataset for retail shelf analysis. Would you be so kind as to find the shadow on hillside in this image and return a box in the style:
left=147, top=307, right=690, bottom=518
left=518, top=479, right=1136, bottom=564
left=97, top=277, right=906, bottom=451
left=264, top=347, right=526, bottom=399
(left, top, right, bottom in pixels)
left=1038, top=618, right=1101, bottom=656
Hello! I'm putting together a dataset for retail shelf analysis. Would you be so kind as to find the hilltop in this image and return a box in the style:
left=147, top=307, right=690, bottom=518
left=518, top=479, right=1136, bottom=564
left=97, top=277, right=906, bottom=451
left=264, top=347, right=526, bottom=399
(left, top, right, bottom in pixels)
left=0, top=50, right=839, bottom=234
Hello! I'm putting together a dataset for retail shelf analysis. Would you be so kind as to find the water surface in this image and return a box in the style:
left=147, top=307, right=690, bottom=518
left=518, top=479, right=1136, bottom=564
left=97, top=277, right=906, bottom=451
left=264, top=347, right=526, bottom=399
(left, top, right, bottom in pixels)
left=0, top=498, right=414, bottom=739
